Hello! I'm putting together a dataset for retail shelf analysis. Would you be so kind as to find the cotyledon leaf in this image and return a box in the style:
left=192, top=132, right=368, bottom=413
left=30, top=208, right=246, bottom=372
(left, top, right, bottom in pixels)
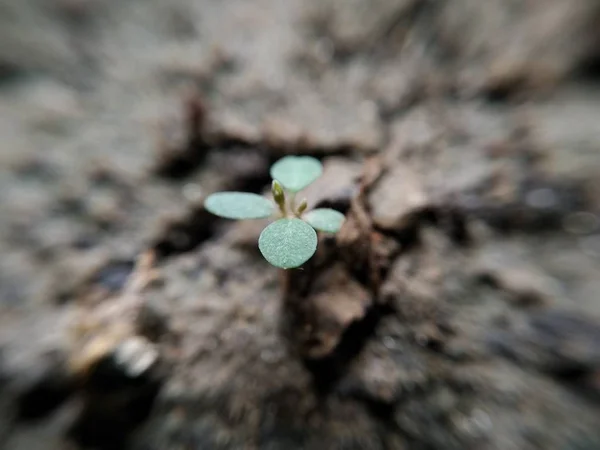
left=204, top=192, right=274, bottom=219
left=270, top=156, right=323, bottom=192
left=258, top=218, right=317, bottom=269
left=304, top=208, right=345, bottom=233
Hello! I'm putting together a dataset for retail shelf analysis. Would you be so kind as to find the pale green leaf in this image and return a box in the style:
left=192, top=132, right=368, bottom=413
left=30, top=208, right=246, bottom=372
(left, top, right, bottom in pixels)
left=258, top=218, right=317, bottom=269
left=270, top=156, right=323, bottom=192
left=204, top=192, right=274, bottom=219
left=304, top=208, right=345, bottom=233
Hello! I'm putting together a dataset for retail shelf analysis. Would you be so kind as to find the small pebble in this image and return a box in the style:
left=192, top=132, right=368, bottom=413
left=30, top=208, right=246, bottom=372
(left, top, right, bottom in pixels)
left=114, top=337, right=158, bottom=378
left=383, top=336, right=400, bottom=351
left=470, top=408, right=493, bottom=432
left=525, top=188, right=556, bottom=209
left=95, top=261, right=134, bottom=291
left=182, top=183, right=204, bottom=203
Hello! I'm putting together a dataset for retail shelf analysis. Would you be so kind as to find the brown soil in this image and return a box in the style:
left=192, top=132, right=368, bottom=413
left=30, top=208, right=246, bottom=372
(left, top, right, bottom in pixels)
left=1, top=0, right=600, bottom=449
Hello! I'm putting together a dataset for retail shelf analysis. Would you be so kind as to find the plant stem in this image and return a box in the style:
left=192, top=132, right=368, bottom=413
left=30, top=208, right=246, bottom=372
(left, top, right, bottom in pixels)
left=289, top=192, right=296, bottom=217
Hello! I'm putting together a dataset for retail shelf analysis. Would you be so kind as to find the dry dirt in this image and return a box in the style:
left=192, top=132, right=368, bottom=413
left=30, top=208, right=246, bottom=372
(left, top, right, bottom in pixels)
left=1, top=0, right=600, bottom=449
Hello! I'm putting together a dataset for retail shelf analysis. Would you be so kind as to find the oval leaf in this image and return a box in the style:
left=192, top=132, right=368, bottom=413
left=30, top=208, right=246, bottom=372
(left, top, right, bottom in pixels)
left=258, top=218, right=317, bottom=269
left=304, top=208, right=345, bottom=233
left=205, top=192, right=274, bottom=219
left=270, top=156, right=323, bottom=192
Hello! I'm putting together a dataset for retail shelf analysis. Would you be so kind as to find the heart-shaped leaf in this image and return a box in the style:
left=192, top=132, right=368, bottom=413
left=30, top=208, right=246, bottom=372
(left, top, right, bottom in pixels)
left=204, top=192, right=274, bottom=219
left=304, top=208, right=345, bottom=233
left=258, top=218, right=317, bottom=269
left=270, top=156, right=323, bottom=192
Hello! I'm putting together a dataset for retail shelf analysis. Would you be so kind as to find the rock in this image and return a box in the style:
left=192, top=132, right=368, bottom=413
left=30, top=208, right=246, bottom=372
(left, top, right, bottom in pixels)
left=369, top=165, right=429, bottom=231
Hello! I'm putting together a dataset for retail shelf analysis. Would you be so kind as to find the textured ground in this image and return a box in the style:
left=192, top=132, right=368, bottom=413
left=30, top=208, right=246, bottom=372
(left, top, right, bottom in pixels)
left=1, top=0, right=600, bottom=449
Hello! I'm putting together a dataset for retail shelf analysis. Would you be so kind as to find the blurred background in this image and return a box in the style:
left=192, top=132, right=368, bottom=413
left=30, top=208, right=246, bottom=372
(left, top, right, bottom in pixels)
left=1, top=0, right=600, bottom=449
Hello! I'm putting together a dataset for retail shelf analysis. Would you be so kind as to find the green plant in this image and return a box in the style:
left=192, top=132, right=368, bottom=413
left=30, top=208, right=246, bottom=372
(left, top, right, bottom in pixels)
left=204, top=156, right=345, bottom=269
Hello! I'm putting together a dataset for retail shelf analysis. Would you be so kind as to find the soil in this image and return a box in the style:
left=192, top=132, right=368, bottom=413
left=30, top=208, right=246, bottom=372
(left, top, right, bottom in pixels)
left=1, top=0, right=600, bottom=449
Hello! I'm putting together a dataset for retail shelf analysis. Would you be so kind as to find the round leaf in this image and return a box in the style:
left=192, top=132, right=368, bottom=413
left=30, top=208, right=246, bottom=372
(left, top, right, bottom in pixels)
left=270, top=156, right=323, bottom=192
left=258, top=218, right=317, bottom=269
left=304, top=208, right=345, bottom=233
left=204, top=192, right=274, bottom=219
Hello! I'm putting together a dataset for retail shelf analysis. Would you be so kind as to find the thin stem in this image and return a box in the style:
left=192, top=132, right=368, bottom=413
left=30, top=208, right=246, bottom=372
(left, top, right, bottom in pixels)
left=289, top=192, right=296, bottom=217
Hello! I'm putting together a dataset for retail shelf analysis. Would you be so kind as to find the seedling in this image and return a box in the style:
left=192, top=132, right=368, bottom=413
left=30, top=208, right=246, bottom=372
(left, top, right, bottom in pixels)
left=204, top=156, right=345, bottom=269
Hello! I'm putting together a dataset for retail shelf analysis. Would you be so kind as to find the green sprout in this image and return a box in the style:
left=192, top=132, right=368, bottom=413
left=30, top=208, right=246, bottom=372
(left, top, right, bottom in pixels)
left=204, top=156, right=345, bottom=269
